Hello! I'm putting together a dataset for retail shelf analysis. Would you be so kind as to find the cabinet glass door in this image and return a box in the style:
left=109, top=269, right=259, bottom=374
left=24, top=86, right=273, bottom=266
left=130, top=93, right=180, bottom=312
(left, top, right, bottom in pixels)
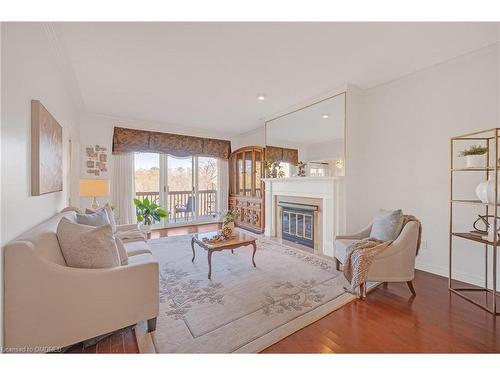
left=245, top=151, right=252, bottom=196
left=255, top=150, right=262, bottom=197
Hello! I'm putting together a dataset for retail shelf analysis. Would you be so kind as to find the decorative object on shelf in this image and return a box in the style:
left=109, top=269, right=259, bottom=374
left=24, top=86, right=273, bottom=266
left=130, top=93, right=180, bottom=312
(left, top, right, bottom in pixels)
left=264, top=159, right=285, bottom=178
left=472, top=214, right=500, bottom=242
left=297, top=161, right=307, bottom=177
left=79, top=179, right=111, bottom=209
left=86, top=144, right=108, bottom=176
left=31, top=100, right=63, bottom=196
left=458, top=144, right=487, bottom=168
left=475, top=176, right=500, bottom=204
left=133, top=196, right=169, bottom=234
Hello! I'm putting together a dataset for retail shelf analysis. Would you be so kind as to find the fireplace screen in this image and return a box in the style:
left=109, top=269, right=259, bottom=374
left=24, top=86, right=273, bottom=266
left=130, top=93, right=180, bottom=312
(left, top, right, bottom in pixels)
left=281, top=203, right=316, bottom=248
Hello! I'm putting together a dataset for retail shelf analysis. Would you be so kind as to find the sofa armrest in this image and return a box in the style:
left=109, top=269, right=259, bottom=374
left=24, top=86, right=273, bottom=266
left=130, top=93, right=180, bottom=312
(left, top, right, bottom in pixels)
left=116, top=223, right=139, bottom=232
left=4, top=242, right=159, bottom=349
left=336, top=223, right=372, bottom=240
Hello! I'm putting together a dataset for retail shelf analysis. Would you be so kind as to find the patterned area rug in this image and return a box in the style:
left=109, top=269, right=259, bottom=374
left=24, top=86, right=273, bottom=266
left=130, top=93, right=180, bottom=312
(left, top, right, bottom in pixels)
left=146, top=232, right=355, bottom=353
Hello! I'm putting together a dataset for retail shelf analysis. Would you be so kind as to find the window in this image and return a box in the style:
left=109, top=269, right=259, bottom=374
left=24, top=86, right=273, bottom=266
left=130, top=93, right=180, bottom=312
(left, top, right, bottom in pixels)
left=134, top=153, right=219, bottom=226
left=134, top=153, right=160, bottom=205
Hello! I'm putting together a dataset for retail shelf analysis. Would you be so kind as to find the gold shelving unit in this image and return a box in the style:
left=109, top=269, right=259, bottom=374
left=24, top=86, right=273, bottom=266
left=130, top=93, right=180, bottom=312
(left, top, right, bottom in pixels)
left=450, top=128, right=499, bottom=315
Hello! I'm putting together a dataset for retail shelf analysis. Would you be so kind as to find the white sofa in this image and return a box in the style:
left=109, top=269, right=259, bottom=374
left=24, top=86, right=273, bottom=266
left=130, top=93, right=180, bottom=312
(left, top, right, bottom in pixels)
left=3, top=210, right=159, bottom=352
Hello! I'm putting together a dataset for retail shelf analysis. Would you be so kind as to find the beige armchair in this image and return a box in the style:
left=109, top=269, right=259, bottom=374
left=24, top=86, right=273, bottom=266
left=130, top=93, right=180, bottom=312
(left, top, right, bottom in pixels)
left=334, top=220, right=420, bottom=297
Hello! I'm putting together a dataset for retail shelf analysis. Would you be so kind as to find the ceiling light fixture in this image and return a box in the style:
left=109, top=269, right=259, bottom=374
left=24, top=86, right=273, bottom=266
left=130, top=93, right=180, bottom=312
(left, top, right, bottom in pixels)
left=322, top=114, right=329, bottom=119
left=257, top=94, right=266, bottom=101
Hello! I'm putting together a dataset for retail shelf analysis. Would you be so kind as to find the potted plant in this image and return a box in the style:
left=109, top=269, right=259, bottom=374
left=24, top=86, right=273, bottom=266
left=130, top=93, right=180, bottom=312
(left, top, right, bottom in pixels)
left=459, top=145, right=487, bottom=168
left=221, top=209, right=239, bottom=236
left=133, top=197, right=169, bottom=233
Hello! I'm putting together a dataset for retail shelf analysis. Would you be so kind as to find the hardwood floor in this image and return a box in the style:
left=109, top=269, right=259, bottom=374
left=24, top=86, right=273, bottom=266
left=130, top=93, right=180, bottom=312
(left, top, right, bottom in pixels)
left=263, top=271, right=499, bottom=353
left=68, top=223, right=500, bottom=354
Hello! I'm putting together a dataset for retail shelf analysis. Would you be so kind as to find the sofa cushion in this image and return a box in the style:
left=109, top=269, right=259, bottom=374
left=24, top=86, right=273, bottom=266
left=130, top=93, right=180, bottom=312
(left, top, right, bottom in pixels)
left=127, top=252, right=155, bottom=266
left=334, top=238, right=357, bottom=264
left=370, top=209, right=404, bottom=242
left=124, top=240, right=152, bottom=257
left=115, top=237, right=129, bottom=265
left=86, top=204, right=117, bottom=233
left=76, top=210, right=110, bottom=227
left=56, top=218, right=120, bottom=268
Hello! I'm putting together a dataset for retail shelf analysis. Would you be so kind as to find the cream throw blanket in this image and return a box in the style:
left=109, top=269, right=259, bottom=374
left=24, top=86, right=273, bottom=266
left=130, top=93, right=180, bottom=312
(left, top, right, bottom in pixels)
left=343, top=215, right=421, bottom=293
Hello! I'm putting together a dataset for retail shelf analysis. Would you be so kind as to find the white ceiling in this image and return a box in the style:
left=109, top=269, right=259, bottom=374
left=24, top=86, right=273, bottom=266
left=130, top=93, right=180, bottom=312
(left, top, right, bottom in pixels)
left=57, top=22, right=499, bottom=134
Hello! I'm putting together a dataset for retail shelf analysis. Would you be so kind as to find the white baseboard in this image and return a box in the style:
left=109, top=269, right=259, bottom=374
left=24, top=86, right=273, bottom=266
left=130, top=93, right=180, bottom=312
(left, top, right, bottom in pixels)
left=415, top=261, right=486, bottom=287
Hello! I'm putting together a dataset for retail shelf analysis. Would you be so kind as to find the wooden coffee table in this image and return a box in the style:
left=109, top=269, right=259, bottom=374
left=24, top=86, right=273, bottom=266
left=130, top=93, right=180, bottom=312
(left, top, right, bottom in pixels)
left=191, top=231, right=257, bottom=279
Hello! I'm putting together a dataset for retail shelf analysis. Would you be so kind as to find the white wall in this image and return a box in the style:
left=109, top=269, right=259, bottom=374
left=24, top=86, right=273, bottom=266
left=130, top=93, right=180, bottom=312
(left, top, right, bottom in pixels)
left=1, top=23, right=81, bottom=245
left=231, top=127, right=265, bottom=151
left=78, top=113, right=232, bottom=208
left=346, top=43, right=500, bottom=286
left=1, top=23, right=82, bottom=349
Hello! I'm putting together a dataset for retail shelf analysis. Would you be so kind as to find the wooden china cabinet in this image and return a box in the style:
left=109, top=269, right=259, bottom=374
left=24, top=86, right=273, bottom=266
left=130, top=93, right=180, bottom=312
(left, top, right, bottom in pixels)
left=229, top=146, right=265, bottom=233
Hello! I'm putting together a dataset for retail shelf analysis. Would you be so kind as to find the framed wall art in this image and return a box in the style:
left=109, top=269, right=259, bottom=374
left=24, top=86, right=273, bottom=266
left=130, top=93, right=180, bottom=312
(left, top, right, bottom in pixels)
left=31, top=100, right=63, bottom=196
left=86, top=144, right=108, bottom=176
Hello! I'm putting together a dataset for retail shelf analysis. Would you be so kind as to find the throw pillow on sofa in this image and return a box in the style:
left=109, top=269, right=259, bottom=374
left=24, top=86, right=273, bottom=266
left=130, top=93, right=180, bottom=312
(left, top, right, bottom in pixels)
left=76, top=209, right=110, bottom=227
left=369, top=209, right=404, bottom=242
left=56, top=218, right=120, bottom=268
left=86, top=204, right=117, bottom=233
left=115, top=237, right=129, bottom=265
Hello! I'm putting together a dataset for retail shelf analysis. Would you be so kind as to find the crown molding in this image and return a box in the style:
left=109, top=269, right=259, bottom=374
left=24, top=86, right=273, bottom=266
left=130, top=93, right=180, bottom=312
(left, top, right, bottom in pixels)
left=41, top=22, right=86, bottom=113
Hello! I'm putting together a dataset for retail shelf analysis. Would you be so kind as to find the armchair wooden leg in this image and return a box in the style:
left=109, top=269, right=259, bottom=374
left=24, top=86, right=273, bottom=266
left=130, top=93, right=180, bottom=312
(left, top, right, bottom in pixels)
left=147, top=317, right=157, bottom=333
left=406, top=281, right=416, bottom=296
left=359, top=283, right=367, bottom=299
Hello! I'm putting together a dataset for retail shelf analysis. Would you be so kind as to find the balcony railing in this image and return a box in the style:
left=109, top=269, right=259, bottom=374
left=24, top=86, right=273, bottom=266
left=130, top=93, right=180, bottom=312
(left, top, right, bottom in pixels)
left=135, top=189, right=217, bottom=222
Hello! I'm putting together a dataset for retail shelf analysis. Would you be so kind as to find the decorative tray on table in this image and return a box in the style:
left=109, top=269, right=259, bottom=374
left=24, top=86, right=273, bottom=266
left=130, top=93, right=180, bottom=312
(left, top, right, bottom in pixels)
left=202, top=231, right=237, bottom=244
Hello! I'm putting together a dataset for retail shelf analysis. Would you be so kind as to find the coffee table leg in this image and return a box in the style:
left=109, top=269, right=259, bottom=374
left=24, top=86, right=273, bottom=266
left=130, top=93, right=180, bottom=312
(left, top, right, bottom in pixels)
left=251, top=242, right=256, bottom=267
left=191, top=237, right=196, bottom=262
left=208, top=250, right=213, bottom=279
left=231, top=249, right=234, bottom=254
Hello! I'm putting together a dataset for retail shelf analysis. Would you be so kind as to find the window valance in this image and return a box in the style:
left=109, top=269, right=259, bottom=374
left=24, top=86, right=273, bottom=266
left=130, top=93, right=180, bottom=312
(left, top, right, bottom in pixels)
left=265, top=146, right=299, bottom=165
left=112, top=126, right=232, bottom=159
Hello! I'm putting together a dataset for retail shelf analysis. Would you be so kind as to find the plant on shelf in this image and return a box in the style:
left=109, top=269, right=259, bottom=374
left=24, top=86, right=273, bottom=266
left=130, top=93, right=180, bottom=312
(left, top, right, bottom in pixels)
left=458, top=144, right=487, bottom=168
left=133, top=197, right=169, bottom=232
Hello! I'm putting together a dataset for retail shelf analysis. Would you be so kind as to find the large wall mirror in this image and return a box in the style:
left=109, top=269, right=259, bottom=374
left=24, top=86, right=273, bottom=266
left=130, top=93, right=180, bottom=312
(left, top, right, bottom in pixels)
left=265, top=92, right=346, bottom=177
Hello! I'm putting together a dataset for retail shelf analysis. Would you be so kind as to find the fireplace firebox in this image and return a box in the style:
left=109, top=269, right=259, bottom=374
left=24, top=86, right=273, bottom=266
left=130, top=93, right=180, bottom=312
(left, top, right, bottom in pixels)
left=278, top=202, right=318, bottom=248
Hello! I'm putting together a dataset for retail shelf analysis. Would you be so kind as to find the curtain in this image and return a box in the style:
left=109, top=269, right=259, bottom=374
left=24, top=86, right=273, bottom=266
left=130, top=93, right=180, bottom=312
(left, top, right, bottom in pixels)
left=265, top=146, right=299, bottom=165
left=112, top=153, right=136, bottom=224
left=217, top=158, right=229, bottom=215
left=112, top=126, right=231, bottom=159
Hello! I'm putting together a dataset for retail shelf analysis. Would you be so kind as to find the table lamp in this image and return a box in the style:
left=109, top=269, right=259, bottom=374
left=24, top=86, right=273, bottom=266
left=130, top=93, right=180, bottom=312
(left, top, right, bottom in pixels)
left=79, top=179, right=110, bottom=210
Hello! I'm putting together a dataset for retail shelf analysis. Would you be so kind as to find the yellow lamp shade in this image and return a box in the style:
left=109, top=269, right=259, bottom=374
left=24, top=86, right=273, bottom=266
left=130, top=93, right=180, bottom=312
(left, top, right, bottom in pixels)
left=79, top=179, right=110, bottom=197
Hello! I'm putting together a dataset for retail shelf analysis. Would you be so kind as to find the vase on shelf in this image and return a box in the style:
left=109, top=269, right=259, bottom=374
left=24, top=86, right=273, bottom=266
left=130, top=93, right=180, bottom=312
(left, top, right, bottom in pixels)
left=475, top=176, right=500, bottom=204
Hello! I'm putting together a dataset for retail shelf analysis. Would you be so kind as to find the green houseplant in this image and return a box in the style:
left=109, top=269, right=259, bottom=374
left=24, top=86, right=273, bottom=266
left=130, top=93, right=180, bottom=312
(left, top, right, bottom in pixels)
left=219, top=209, right=239, bottom=237
left=133, top=197, right=169, bottom=232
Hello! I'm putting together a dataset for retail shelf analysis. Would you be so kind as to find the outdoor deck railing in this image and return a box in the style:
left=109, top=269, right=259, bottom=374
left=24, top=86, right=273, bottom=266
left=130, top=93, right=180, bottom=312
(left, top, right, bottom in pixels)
left=135, top=189, right=217, bottom=221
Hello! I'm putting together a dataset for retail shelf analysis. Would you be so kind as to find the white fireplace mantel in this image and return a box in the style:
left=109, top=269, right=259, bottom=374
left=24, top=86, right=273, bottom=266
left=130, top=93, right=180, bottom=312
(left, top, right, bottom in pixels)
left=263, top=177, right=345, bottom=257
